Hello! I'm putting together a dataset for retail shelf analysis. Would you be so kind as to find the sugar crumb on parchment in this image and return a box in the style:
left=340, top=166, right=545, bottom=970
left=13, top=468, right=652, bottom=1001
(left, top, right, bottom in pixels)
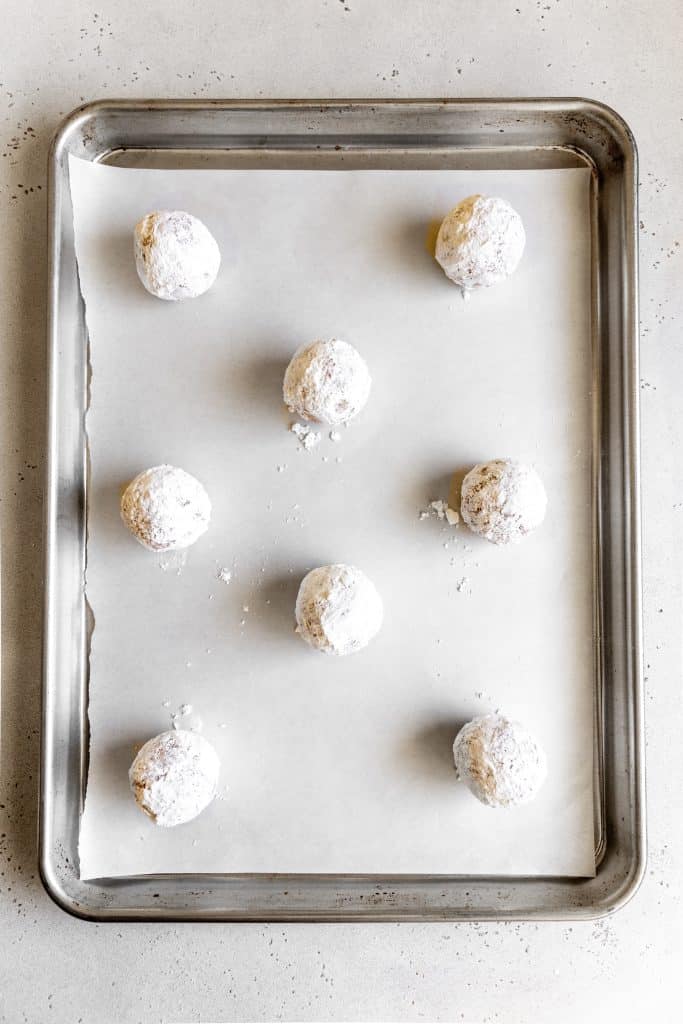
left=419, top=498, right=459, bottom=524
left=290, top=420, right=321, bottom=450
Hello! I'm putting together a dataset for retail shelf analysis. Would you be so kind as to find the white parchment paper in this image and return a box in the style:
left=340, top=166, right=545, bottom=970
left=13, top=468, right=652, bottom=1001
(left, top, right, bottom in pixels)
left=70, top=155, right=595, bottom=878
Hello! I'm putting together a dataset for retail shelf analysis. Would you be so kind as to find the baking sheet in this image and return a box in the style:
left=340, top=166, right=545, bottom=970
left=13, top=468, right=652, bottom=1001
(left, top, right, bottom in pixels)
left=70, top=155, right=595, bottom=878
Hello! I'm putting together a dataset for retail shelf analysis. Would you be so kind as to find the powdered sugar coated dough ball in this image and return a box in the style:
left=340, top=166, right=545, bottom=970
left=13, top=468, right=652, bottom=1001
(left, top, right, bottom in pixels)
left=134, top=210, right=221, bottom=300
left=129, top=729, right=220, bottom=827
left=453, top=713, right=547, bottom=808
left=460, top=458, right=547, bottom=545
left=295, top=563, right=383, bottom=656
left=283, top=339, right=372, bottom=426
left=435, top=195, right=525, bottom=290
left=120, top=464, right=211, bottom=552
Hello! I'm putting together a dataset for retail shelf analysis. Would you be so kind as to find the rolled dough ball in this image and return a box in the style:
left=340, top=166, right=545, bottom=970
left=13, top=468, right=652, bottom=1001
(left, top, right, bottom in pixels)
left=120, top=464, right=211, bottom=552
left=129, top=729, right=220, bottom=827
left=295, top=563, right=383, bottom=656
left=435, top=195, right=525, bottom=290
left=134, top=210, right=221, bottom=300
left=283, top=339, right=371, bottom=426
left=453, top=713, right=547, bottom=808
left=460, top=458, right=547, bottom=545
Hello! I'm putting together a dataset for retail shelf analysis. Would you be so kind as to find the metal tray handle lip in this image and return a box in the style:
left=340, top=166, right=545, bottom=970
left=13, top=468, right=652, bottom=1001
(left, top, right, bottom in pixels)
left=49, top=95, right=639, bottom=154
left=48, top=93, right=641, bottom=114
left=620, top=123, right=647, bottom=914
left=38, top=844, right=94, bottom=924
left=41, top=96, right=645, bottom=922
left=40, top=114, right=78, bottom=925
left=36, top=848, right=648, bottom=924
left=596, top=93, right=646, bottom=915
left=562, top=96, right=639, bottom=162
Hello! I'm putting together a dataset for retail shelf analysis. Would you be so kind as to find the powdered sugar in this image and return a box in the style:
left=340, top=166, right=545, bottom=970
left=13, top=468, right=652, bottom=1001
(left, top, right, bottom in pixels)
left=157, top=548, right=188, bottom=574
left=295, top=563, right=383, bottom=656
left=120, top=464, right=211, bottom=552
left=453, top=713, right=547, bottom=808
left=419, top=499, right=460, bottom=525
left=134, top=210, right=221, bottom=300
left=460, top=458, right=547, bottom=545
left=290, top=421, right=322, bottom=450
left=283, top=338, right=371, bottom=426
left=128, top=729, right=220, bottom=827
left=171, top=703, right=203, bottom=733
left=435, top=195, right=525, bottom=291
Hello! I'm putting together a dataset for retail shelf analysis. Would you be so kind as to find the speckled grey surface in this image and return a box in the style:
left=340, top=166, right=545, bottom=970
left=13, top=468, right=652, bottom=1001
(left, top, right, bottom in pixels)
left=0, top=1, right=679, bottom=1021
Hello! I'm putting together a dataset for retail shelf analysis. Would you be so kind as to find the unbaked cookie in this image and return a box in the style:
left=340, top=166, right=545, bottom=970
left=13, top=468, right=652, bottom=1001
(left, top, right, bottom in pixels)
left=120, top=464, right=211, bottom=552
left=129, top=729, right=220, bottom=827
left=453, top=713, right=547, bottom=808
left=295, top=563, right=383, bottom=656
left=460, top=458, right=547, bottom=545
left=134, top=210, right=220, bottom=300
left=283, top=339, right=371, bottom=426
left=435, top=195, right=525, bottom=290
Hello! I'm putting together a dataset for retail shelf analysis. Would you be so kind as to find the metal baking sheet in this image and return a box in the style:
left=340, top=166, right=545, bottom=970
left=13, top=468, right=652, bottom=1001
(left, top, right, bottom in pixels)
left=41, top=99, right=644, bottom=921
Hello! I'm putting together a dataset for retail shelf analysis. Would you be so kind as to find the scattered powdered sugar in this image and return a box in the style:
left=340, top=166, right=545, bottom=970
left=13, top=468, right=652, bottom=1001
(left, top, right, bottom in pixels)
left=171, top=703, right=203, bottom=733
left=474, top=690, right=497, bottom=706
left=455, top=576, right=471, bottom=594
left=329, top=430, right=342, bottom=443
left=290, top=421, right=321, bottom=450
left=295, top=563, right=383, bottom=656
left=435, top=195, right=525, bottom=292
left=420, top=499, right=460, bottom=525
left=453, top=713, right=547, bottom=808
left=216, top=565, right=233, bottom=585
left=128, top=729, right=220, bottom=827
left=283, top=338, right=371, bottom=426
left=158, top=548, right=189, bottom=574
left=284, top=503, right=307, bottom=528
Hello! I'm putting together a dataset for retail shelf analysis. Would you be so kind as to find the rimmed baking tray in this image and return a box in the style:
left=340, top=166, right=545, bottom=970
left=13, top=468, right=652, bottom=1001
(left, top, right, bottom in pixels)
left=41, top=99, right=644, bottom=921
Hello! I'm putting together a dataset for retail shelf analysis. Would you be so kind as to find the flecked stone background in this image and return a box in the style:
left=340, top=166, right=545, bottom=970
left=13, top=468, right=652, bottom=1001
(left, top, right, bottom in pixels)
left=1, top=2, right=680, bottom=1021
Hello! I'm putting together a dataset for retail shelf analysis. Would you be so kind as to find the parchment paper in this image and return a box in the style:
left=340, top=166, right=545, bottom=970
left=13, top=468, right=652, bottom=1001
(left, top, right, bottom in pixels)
left=70, top=155, right=595, bottom=878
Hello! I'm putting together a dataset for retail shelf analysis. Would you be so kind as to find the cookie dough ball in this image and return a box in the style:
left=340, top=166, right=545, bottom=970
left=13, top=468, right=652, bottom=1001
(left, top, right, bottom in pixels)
left=435, top=195, right=525, bottom=290
left=134, top=210, right=221, bottom=300
left=129, top=729, right=220, bottom=827
left=453, top=713, right=547, bottom=808
left=283, top=339, right=371, bottom=426
left=121, top=464, right=211, bottom=552
left=295, top=563, right=383, bottom=656
left=460, top=458, right=546, bottom=545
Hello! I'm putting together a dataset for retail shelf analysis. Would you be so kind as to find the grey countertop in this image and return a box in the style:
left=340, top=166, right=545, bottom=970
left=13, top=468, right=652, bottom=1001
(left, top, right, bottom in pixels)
left=1, top=1, right=679, bottom=1021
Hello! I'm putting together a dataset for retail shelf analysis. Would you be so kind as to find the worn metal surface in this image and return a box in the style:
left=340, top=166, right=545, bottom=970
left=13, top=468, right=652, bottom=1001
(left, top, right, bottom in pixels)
left=40, top=99, right=642, bottom=922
